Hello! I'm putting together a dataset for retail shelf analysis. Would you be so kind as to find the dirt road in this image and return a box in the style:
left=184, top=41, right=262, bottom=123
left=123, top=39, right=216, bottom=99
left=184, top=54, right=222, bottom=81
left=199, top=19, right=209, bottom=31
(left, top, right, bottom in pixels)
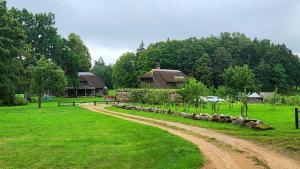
left=82, top=105, right=300, bottom=169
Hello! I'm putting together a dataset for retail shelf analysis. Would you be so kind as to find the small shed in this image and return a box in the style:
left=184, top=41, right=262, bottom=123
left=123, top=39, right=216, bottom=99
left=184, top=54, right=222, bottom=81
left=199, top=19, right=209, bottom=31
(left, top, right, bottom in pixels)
left=247, top=92, right=263, bottom=103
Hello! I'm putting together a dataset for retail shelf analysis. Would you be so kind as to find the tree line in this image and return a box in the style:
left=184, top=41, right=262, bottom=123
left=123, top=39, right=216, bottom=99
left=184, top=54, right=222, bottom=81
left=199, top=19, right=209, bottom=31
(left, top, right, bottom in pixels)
left=0, top=1, right=92, bottom=106
left=112, top=33, right=300, bottom=92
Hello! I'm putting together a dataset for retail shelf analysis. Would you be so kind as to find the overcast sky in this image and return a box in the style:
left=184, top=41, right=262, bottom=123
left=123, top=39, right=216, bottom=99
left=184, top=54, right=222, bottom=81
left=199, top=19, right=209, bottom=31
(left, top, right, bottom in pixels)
left=7, top=0, right=300, bottom=64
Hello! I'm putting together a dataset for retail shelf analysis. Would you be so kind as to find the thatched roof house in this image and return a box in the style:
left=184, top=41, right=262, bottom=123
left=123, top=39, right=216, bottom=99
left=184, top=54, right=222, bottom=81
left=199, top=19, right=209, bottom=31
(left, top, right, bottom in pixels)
left=139, top=67, right=188, bottom=88
left=66, top=72, right=106, bottom=97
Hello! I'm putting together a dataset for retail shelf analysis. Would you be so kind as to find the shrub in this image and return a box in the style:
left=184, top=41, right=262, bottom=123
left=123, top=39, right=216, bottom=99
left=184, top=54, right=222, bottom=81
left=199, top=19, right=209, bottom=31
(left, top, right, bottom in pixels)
left=13, top=97, right=27, bottom=106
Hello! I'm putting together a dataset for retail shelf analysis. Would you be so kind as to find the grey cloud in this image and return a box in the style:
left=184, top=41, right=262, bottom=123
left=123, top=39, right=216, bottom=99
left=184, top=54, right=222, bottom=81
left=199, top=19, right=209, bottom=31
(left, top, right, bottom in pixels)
left=7, top=0, right=300, bottom=63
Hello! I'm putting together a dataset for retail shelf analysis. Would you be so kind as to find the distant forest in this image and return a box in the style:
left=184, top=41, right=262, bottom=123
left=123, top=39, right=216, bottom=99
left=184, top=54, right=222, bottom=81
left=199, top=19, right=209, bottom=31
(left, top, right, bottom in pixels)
left=112, top=32, right=300, bottom=92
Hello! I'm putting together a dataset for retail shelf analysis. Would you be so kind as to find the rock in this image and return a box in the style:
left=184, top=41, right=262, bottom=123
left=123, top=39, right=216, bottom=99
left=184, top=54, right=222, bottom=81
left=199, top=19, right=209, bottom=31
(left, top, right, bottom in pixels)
left=254, top=124, right=274, bottom=130
left=234, top=117, right=246, bottom=126
left=135, top=106, right=143, bottom=111
left=194, top=114, right=202, bottom=120
left=211, top=115, right=220, bottom=122
left=245, top=121, right=257, bottom=128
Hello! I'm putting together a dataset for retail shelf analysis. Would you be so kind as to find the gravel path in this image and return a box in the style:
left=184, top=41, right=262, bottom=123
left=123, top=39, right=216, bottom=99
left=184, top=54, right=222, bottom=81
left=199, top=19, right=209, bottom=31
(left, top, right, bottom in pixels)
left=82, top=105, right=300, bottom=169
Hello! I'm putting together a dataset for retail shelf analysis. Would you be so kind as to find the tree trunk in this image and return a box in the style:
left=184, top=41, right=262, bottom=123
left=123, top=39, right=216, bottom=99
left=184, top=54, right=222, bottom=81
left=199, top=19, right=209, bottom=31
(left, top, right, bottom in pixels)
left=38, top=95, right=42, bottom=108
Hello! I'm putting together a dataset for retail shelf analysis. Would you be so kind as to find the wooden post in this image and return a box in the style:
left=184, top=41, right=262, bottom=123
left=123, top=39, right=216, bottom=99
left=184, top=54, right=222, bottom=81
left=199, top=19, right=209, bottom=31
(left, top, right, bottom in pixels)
left=296, top=108, right=299, bottom=129
left=94, top=101, right=96, bottom=106
left=73, top=102, right=75, bottom=106
left=58, top=101, right=60, bottom=107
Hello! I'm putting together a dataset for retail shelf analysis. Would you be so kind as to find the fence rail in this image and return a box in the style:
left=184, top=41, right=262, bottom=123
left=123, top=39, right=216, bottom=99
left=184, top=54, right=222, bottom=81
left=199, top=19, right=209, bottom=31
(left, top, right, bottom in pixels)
left=58, top=100, right=119, bottom=107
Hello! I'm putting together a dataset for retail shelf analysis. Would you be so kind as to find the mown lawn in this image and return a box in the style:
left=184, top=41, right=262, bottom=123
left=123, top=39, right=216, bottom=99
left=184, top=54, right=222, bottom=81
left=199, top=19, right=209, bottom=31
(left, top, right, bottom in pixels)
left=107, top=102, right=300, bottom=158
left=0, top=100, right=203, bottom=169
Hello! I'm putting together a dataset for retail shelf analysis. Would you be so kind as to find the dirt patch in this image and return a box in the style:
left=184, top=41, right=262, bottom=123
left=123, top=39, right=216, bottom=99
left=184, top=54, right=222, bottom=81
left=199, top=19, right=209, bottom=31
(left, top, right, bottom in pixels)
left=83, top=105, right=300, bottom=169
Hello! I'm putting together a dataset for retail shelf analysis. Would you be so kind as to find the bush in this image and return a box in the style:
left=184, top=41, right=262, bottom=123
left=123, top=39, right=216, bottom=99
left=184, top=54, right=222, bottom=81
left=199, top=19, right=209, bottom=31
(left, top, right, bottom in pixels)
left=13, top=97, right=28, bottom=106
left=264, top=95, right=300, bottom=106
left=283, top=96, right=300, bottom=106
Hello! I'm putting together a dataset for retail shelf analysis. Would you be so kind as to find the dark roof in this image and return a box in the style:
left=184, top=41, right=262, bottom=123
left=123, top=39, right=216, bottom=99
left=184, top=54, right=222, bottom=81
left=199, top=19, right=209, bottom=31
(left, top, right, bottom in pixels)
left=140, top=69, right=188, bottom=87
left=78, top=72, right=105, bottom=89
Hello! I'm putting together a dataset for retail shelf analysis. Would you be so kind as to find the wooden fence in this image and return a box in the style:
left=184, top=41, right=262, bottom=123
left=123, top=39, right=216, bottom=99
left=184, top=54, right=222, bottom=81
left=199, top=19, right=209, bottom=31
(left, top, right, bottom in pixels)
left=57, top=100, right=119, bottom=107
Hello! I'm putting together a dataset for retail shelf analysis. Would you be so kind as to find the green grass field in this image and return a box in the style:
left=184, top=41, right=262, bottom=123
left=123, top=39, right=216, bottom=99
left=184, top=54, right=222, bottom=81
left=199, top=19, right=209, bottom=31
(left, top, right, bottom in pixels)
left=0, top=99, right=203, bottom=169
left=107, top=102, right=300, bottom=158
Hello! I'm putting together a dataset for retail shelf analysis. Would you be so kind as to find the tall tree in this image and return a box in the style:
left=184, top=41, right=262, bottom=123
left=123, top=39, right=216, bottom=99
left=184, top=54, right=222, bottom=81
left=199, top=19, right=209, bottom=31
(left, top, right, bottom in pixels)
left=112, top=52, right=138, bottom=88
left=272, top=64, right=288, bottom=90
left=195, top=53, right=212, bottom=86
left=29, top=57, right=67, bottom=108
left=9, top=8, right=59, bottom=61
left=67, top=33, right=91, bottom=71
left=0, top=1, right=25, bottom=105
left=223, top=65, right=256, bottom=95
left=91, top=57, right=113, bottom=88
left=211, top=47, right=233, bottom=87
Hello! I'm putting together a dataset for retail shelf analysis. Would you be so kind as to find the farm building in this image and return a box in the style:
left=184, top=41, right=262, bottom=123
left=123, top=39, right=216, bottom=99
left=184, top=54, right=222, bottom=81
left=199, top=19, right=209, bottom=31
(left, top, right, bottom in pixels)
left=66, top=72, right=107, bottom=97
left=139, top=67, right=188, bottom=88
left=247, top=92, right=263, bottom=103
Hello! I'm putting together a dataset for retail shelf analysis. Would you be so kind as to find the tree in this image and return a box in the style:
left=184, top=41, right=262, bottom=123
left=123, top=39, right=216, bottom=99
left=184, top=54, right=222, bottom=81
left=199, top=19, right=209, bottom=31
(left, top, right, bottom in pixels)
left=272, top=64, right=288, bottom=91
left=91, top=57, right=113, bottom=88
left=195, top=53, right=212, bottom=86
left=136, top=41, right=145, bottom=54
left=223, top=65, right=256, bottom=95
left=30, top=57, right=67, bottom=108
left=67, top=33, right=91, bottom=71
left=94, top=57, right=105, bottom=66
left=112, top=52, right=138, bottom=88
left=0, top=1, right=25, bottom=105
left=9, top=8, right=59, bottom=61
left=124, top=32, right=300, bottom=91
left=178, top=78, right=208, bottom=113
left=223, top=65, right=256, bottom=113
left=211, top=47, right=233, bottom=87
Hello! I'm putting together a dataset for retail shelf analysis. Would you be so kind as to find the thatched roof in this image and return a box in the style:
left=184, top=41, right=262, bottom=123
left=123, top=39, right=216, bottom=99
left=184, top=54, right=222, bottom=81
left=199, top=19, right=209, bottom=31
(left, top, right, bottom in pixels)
left=140, top=68, right=188, bottom=87
left=78, top=72, right=105, bottom=89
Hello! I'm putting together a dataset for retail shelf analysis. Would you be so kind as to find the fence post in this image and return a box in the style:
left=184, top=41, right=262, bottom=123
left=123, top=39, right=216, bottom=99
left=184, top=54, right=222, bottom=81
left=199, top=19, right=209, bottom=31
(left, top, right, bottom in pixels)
left=94, top=101, right=96, bottom=106
left=58, top=101, right=60, bottom=107
left=296, top=108, right=299, bottom=129
left=73, top=102, right=75, bottom=106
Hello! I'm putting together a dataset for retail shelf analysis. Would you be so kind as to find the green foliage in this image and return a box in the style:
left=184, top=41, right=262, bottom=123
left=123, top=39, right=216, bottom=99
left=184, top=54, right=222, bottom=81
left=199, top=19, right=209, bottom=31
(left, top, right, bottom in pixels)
left=178, top=78, right=208, bottom=112
left=119, top=33, right=300, bottom=91
left=215, top=86, right=227, bottom=98
left=0, top=1, right=25, bottom=105
left=195, top=53, right=212, bottom=86
left=9, top=7, right=92, bottom=90
left=223, top=65, right=256, bottom=96
left=13, top=97, right=27, bottom=105
left=112, top=52, right=138, bottom=88
left=239, top=92, right=248, bottom=117
left=29, top=57, right=67, bottom=108
left=91, top=56, right=113, bottom=88
left=66, top=33, right=91, bottom=71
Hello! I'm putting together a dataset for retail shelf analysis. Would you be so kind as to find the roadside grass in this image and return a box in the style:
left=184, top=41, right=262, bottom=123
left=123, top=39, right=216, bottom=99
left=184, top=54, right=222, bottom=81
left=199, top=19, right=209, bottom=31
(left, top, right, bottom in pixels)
left=107, top=103, right=300, bottom=158
left=0, top=102, right=203, bottom=169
